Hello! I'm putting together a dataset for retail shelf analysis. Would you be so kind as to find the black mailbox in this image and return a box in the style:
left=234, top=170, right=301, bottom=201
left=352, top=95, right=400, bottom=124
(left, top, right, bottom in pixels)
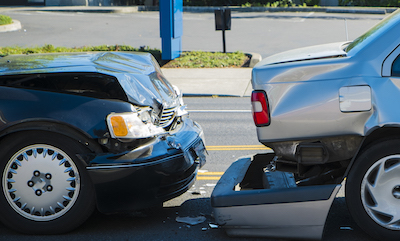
left=215, top=9, right=231, bottom=31
left=214, top=8, right=231, bottom=53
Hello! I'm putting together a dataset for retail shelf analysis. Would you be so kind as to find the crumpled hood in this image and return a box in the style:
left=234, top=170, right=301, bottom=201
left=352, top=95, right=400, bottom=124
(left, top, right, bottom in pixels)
left=116, top=71, right=179, bottom=111
left=91, top=52, right=178, bottom=110
left=0, top=52, right=179, bottom=110
left=255, top=42, right=348, bottom=67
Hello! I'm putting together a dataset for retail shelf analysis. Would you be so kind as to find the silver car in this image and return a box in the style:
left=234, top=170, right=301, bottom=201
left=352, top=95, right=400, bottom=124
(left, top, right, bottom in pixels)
left=212, top=9, right=400, bottom=241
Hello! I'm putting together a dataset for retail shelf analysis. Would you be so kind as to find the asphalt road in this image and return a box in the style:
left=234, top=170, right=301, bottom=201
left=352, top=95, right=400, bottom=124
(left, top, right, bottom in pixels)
left=0, top=97, right=375, bottom=241
left=0, top=9, right=386, bottom=57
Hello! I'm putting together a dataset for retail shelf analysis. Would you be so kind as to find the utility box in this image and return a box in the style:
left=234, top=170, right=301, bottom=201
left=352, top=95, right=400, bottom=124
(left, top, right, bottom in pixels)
left=160, top=0, right=183, bottom=60
left=214, top=9, right=231, bottom=31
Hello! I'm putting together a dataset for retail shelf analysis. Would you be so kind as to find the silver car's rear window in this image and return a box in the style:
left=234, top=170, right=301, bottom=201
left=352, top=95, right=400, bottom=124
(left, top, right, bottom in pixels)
left=346, top=9, right=400, bottom=53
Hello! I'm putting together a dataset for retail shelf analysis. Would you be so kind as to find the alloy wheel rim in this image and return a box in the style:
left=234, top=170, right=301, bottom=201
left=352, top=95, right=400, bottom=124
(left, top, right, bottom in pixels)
left=2, top=144, right=80, bottom=221
left=361, top=155, right=400, bottom=230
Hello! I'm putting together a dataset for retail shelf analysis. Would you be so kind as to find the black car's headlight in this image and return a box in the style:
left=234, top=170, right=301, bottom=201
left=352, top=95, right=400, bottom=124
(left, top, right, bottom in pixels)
left=106, top=112, right=165, bottom=139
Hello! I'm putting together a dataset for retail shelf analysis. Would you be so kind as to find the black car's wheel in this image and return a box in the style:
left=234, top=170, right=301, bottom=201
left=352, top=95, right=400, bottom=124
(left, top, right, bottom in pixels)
left=0, top=131, right=95, bottom=234
left=346, top=139, right=400, bottom=240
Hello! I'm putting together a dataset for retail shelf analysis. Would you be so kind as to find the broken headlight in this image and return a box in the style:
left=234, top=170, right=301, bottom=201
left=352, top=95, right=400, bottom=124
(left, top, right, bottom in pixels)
left=106, top=112, right=165, bottom=139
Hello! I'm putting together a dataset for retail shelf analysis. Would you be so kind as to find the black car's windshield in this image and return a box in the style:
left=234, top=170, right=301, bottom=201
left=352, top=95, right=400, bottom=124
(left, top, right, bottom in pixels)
left=346, top=9, right=400, bottom=52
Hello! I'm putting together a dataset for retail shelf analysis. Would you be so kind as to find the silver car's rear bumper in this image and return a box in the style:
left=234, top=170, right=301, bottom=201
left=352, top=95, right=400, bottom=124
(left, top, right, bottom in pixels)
left=211, top=153, right=341, bottom=240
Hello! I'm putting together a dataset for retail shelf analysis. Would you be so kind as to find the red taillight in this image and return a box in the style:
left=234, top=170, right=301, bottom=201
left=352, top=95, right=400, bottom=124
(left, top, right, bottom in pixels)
left=251, top=91, right=270, bottom=126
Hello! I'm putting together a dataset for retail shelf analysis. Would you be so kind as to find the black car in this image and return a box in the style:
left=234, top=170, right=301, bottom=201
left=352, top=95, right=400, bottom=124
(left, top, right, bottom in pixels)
left=0, top=52, right=206, bottom=234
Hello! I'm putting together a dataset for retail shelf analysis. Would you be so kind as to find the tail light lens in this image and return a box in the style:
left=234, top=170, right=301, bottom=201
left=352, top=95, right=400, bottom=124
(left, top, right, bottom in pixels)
left=251, top=90, right=270, bottom=126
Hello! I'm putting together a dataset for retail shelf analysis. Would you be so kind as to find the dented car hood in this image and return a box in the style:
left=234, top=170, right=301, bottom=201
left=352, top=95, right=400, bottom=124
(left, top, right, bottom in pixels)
left=255, top=42, right=348, bottom=67
left=0, top=52, right=178, bottom=109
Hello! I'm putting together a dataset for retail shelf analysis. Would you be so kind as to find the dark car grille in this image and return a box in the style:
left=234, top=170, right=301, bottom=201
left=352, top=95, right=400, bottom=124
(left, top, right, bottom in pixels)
left=136, top=105, right=178, bottom=129
left=159, top=106, right=177, bottom=128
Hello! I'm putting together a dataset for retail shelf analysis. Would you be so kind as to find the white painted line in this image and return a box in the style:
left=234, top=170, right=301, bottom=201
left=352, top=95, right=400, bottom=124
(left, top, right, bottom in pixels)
left=300, top=12, right=315, bottom=22
left=189, top=110, right=251, bottom=113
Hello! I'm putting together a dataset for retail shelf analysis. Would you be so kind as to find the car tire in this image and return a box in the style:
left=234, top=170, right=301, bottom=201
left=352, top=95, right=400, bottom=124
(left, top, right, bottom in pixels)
left=346, top=139, right=400, bottom=240
left=0, top=131, right=95, bottom=234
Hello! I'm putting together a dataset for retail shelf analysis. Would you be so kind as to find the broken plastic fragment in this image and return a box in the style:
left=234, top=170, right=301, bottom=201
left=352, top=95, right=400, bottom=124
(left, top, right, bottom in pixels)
left=176, top=216, right=206, bottom=226
left=209, top=223, right=219, bottom=229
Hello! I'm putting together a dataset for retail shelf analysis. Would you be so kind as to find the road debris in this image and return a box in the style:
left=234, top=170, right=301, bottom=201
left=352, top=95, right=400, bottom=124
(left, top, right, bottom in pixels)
left=209, top=223, right=219, bottom=229
left=340, top=226, right=353, bottom=230
left=176, top=216, right=206, bottom=226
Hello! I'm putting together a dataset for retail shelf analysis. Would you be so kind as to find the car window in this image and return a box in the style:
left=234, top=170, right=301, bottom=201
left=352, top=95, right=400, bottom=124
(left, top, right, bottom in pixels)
left=346, top=9, right=400, bottom=53
left=392, top=55, right=400, bottom=77
left=0, top=73, right=127, bottom=100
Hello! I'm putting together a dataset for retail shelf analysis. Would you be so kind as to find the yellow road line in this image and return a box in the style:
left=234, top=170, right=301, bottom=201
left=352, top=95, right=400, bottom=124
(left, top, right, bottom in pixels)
left=196, top=176, right=221, bottom=180
left=206, top=145, right=271, bottom=151
left=197, top=171, right=223, bottom=180
left=197, top=172, right=224, bottom=175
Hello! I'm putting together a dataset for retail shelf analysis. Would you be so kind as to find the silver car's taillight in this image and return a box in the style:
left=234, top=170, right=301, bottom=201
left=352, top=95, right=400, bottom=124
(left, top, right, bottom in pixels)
left=251, top=90, right=270, bottom=126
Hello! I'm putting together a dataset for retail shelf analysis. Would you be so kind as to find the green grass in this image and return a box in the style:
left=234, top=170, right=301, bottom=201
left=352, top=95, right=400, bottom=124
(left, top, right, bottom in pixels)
left=0, top=45, right=249, bottom=68
left=162, top=51, right=248, bottom=68
left=242, top=1, right=312, bottom=7
left=0, top=15, right=12, bottom=26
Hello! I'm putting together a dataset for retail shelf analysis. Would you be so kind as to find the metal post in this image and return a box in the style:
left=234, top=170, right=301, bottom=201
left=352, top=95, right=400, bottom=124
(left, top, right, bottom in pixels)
left=222, top=29, right=226, bottom=53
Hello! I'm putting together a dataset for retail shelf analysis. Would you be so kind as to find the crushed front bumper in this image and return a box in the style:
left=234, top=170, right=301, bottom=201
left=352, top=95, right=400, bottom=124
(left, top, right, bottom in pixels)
left=85, top=118, right=206, bottom=214
left=211, top=153, right=340, bottom=240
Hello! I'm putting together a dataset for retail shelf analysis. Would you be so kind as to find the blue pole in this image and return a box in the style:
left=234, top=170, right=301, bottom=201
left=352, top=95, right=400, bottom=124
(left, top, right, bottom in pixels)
left=160, top=0, right=183, bottom=60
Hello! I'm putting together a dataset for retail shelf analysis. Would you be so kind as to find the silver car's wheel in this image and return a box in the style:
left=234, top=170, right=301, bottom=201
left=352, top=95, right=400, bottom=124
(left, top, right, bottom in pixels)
left=0, top=132, right=95, bottom=234
left=3, top=144, right=80, bottom=222
left=361, top=154, right=400, bottom=230
left=347, top=140, right=400, bottom=240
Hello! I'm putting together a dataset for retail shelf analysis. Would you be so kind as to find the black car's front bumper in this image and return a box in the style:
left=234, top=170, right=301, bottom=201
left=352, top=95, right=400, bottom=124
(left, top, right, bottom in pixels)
left=85, top=118, right=206, bottom=214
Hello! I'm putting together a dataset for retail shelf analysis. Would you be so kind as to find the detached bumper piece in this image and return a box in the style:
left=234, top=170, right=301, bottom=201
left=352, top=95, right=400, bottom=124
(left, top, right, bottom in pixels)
left=211, top=153, right=341, bottom=240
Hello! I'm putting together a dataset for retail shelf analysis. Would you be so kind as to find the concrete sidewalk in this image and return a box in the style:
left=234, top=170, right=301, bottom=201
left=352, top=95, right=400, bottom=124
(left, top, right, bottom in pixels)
left=161, top=68, right=253, bottom=97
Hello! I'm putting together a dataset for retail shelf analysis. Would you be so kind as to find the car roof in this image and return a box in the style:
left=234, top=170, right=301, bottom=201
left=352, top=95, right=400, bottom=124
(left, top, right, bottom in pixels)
left=0, top=52, right=157, bottom=76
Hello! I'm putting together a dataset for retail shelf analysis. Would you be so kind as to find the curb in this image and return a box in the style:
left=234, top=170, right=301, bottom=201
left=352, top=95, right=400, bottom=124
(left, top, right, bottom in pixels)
left=248, top=52, right=262, bottom=68
left=0, top=19, right=21, bottom=32
left=178, top=6, right=398, bottom=14
left=0, top=6, right=141, bottom=14
left=34, top=6, right=140, bottom=13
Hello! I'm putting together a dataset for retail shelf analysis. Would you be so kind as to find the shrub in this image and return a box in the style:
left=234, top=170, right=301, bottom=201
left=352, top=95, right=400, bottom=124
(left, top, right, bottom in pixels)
left=0, top=15, right=12, bottom=26
left=162, top=51, right=247, bottom=68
